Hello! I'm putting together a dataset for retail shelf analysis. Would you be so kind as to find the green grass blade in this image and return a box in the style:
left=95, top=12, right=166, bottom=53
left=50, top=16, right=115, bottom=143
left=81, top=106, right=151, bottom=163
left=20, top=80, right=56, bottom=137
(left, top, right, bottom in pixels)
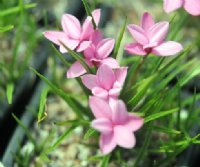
left=185, top=88, right=197, bottom=128
left=6, top=82, right=14, bottom=104
left=12, top=113, right=36, bottom=146
left=0, top=3, right=37, bottom=17
left=99, top=154, right=110, bottom=167
left=0, top=25, right=14, bottom=32
left=113, top=17, right=127, bottom=59
left=30, top=67, right=86, bottom=119
left=37, top=87, right=49, bottom=124
left=128, top=74, right=157, bottom=107
left=10, top=0, right=25, bottom=80
left=84, top=128, right=97, bottom=140
left=51, top=44, right=71, bottom=68
left=39, top=153, right=51, bottom=163
left=153, top=126, right=181, bottom=135
left=179, top=62, right=200, bottom=86
left=54, top=119, right=90, bottom=127
left=59, top=41, right=92, bottom=74
left=144, top=108, right=179, bottom=123
left=48, top=126, right=76, bottom=152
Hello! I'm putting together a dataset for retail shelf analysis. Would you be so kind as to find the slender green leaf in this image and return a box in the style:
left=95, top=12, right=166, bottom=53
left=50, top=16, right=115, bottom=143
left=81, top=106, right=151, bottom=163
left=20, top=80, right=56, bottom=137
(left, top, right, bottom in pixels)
left=186, top=88, right=197, bottom=128
left=121, top=57, right=141, bottom=95
left=0, top=3, right=37, bottom=17
left=113, top=17, right=127, bottom=59
left=153, top=126, right=181, bottom=135
left=6, top=82, right=14, bottom=104
left=128, top=74, right=157, bottom=106
left=38, top=87, right=49, bottom=124
left=48, top=126, right=76, bottom=152
left=51, top=44, right=71, bottom=68
left=39, top=153, right=51, bottom=162
left=88, top=155, right=104, bottom=161
left=144, top=108, right=179, bottom=123
left=59, top=41, right=92, bottom=73
left=179, top=62, right=200, bottom=86
left=30, top=67, right=85, bottom=119
left=99, top=154, right=110, bottom=167
left=12, top=113, right=36, bottom=146
left=0, top=25, right=14, bottom=32
left=54, top=119, right=90, bottom=127
left=84, top=128, right=97, bottom=140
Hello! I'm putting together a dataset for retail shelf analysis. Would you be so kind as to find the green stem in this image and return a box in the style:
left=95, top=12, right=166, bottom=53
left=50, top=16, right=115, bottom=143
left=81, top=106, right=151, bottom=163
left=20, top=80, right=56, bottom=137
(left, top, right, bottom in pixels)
left=128, top=55, right=148, bottom=88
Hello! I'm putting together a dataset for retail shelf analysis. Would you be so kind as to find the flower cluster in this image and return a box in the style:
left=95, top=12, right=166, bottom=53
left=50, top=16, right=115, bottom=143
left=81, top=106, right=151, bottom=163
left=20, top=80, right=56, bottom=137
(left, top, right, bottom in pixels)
left=44, top=7, right=184, bottom=154
left=125, top=12, right=183, bottom=56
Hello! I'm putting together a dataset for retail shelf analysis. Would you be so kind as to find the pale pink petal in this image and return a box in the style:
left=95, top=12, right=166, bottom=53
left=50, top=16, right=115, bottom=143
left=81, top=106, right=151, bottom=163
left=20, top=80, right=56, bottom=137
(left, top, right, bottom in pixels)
left=114, top=125, right=136, bottom=148
left=85, top=59, right=94, bottom=67
left=108, top=88, right=121, bottom=97
left=76, top=41, right=92, bottom=52
left=43, top=31, right=67, bottom=45
left=100, top=58, right=120, bottom=68
left=127, top=24, right=148, bottom=45
left=44, top=31, right=79, bottom=53
left=184, top=0, right=200, bottom=16
left=92, top=87, right=108, bottom=99
left=59, top=39, right=79, bottom=53
left=81, top=16, right=93, bottom=40
left=90, top=30, right=103, bottom=46
left=125, top=43, right=147, bottom=55
left=91, top=118, right=112, bottom=134
left=112, top=81, right=121, bottom=89
left=61, top=14, right=81, bottom=39
left=89, top=96, right=112, bottom=119
left=141, top=12, right=155, bottom=31
left=114, top=67, right=128, bottom=86
left=81, top=9, right=101, bottom=40
left=148, top=21, right=169, bottom=44
left=97, top=38, right=115, bottom=59
left=66, top=61, right=86, bottom=78
left=125, top=114, right=144, bottom=132
left=81, top=74, right=98, bottom=90
left=92, top=9, right=101, bottom=26
left=143, top=42, right=158, bottom=50
left=83, top=46, right=95, bottom=60
left=163, top=0, right=183, bottom=13
left=108, top=97, right=118, bottom=112
left=97, top=65, right=116, bottom=90
left=100, top=133, right=116, bottom=155
left=152, top=41, right=183, bottom=56
left=112, top=100, right=128, bottom=124
left=59, top=45, right=67, bottom=53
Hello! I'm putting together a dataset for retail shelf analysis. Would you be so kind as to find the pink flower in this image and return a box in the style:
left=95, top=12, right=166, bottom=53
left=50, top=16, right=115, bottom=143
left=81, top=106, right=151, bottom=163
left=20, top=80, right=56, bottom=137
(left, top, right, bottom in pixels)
left=125, top=12, right=183, bottom=56
left=163, top=0, right=200, bottom=16
left=82, top=64, right=127, bottom=101
left=43, top=9, right=100, bottom=53
left=67, top=30, right=119, bottom=78
left=83, top=30, right=119, bottom=69
left=89, top=96, right=143, bottom=154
